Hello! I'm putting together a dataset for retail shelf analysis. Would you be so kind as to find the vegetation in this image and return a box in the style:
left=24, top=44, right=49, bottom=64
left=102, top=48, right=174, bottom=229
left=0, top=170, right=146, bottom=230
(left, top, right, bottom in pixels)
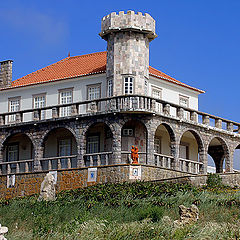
left=1, top=176, right=240, bottom=239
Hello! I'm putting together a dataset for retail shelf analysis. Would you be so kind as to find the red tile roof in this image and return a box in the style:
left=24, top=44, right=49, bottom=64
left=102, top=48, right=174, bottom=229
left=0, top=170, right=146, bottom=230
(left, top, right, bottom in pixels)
left=5, top=51, right=204, bottom=93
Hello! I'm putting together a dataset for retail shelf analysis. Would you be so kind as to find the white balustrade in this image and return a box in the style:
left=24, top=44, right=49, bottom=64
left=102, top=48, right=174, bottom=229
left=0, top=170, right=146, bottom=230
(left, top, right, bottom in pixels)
left=179, top=158, right=203, bottom=174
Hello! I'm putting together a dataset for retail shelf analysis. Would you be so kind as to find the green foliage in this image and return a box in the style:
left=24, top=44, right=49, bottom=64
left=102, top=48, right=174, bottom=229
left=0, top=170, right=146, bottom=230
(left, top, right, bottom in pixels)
left=1, top=181, right=240, bottom=239
left=206, top=173, right=223, bottom=188
left=137, top=206, right=164, bottom=222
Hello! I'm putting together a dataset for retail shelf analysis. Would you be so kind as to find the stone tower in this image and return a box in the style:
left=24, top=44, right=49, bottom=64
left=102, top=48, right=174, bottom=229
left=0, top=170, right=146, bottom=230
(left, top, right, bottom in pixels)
left=100, top=11, right=157, bottom=96
left=0, top=60, right=13, bottom=88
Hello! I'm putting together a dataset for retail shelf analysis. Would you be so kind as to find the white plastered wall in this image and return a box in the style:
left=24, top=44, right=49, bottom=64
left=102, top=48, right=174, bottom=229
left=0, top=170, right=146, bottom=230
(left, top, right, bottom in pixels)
left=149, top=76, right=200, bottom=112
left=0, top=74, right=107, bottom=121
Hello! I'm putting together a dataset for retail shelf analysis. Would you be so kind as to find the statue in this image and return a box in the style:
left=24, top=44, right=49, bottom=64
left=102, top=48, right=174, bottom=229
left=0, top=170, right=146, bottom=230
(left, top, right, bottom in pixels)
left=38, top=173, right=56, bottom=201
left=131, top=146, right=139, bottom=164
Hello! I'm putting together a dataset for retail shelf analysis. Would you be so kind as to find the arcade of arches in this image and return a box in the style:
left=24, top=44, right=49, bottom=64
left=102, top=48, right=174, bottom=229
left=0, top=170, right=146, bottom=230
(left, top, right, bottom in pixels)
left=0, top=118, right=239, bottom=175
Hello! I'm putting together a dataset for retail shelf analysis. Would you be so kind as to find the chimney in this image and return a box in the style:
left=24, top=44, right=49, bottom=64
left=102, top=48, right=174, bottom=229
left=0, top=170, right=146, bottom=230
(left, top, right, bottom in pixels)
left=0, top=60, right=13, bottom=88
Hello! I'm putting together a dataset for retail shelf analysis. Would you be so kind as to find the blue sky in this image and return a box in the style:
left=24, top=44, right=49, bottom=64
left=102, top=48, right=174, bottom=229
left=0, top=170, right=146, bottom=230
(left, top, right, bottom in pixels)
left=0, top=0, right=240, bottom=121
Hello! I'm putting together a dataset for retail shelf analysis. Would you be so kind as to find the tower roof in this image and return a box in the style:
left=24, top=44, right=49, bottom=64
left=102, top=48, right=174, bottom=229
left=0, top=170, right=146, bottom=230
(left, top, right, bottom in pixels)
left=1, top=51, right=204, bottom=93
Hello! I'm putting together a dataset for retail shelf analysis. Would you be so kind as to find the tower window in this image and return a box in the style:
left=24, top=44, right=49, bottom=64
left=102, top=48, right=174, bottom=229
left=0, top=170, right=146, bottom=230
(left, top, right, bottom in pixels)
left=107, top=79, right=113, bottom=97
left=124, top=77, right=134, bottom=94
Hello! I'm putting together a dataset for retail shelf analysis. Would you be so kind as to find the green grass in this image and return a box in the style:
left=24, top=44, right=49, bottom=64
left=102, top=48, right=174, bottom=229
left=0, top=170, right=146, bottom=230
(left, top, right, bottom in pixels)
left=1, top=181, right=240, bottom=239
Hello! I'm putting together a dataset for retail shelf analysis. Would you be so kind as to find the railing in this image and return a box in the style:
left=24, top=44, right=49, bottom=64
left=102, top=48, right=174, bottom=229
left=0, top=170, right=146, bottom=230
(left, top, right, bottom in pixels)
left=40, top=155, right=77, bottom=171
left=1, top=94, right=240, bottom=134
left=121, top=151, right=147, bottom=164
left=83, top=152, right=113, bottom=167
left=179, top=158, right=203, bottom=174
left=154, top=153, right=174, bottom=169
left=0, top=159, right=34, bottom=175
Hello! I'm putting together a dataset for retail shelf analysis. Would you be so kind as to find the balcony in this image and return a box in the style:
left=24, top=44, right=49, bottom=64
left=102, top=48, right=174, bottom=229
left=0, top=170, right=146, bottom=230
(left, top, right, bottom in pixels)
left=0, top=95, right=239, bottom=136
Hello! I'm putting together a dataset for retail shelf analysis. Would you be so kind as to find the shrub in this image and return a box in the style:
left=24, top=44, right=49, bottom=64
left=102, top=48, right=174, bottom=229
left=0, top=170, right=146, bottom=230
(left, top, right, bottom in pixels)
left=206, top=173, right=223, bottom=188
left=137, top=206, right=164, bottom=222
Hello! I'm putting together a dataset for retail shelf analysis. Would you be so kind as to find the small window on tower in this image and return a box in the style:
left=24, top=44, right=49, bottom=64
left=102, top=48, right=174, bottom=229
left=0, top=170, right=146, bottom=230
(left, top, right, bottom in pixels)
left=107, top=79, right=113, bottom=97
left=124, top=77, right=134, bottom=94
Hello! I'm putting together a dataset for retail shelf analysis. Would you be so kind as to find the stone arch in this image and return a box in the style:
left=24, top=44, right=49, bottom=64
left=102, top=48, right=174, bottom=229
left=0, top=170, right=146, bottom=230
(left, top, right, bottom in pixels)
left=82, top=119, right=116, bottom=139
left=154, top=122, right=176, bottom=156
left=40, top=127, right=78, bottom=170
left=40, top=125, right=79, bottom=148
left=207, top=136, right=230, bottom=173
left=178, top=128, right=206, bottom=173
left=0, top=132, right=35, bottom=174
left=121, top=119, right=148, bottom=164
left=178, top=128, right=205, bottom=160
left=0, top=130, right=35, bottom=153
left=83, top=121, right=114, bottom=166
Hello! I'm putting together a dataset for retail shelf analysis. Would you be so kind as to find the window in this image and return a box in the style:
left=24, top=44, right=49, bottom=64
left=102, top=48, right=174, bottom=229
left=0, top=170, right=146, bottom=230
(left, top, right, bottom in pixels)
left=9, top=98, right=20, bottom=122
left=33, top=94, right=46, bottom=119
left=59, top=89, right=72, bottom=117
left=152, top=88, right=162, bottom=99
left=87, top=84, right=101, bottom=111
left=123, top=129, right=134, bottom=136
left=154, top=138, right=161, bottom=154
left=145, top=80, right=148, bottom=96
left=88, top=84, right=101, bottom=100
left=7, top=144, right=19, bottom=162
left=107, top=79, right=113, bottom=97
left=152, top=87, right=162, bottom=112
left=59, top=139, right=71, bottom=157
left=124, top=77, right=134, bottom=94
left=58, top=138, right=71, bottom=169
left=179, top=95, right=189, bottom=107
left=179, top=95, right=190, bottom=120
left=7, top=144, right=19, bottom=173
left=87, top=136, right=99, bottom=154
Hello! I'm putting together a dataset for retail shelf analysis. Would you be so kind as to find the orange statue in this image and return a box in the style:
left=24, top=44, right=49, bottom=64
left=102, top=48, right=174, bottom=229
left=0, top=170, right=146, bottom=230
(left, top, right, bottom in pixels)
left=131, top=145, right=139, bottom=164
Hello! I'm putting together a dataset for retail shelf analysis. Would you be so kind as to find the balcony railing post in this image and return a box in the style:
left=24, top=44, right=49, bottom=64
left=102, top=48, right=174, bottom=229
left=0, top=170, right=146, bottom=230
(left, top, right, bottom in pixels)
left=57, top=158, right=61, bottom=169
left=52, top=107, right=58, bottom=118
left=0, top=115, right=5, bottom=125
left=106, top=154, right=109, bottom=165
left=97, top=154, right=101, bottom=166
left=163, top=104, right=170, bottom=116
left=25, top=162, right=29, bottom=173
left=16, top=163, right=20, bottom=174
left=48, top=160, right=52, bottom=170
left=71, top=104, right=78, bottom=116
left=190, top=111, right=198, bottom=122
left=67, top=158, right=71, bottom=168
left=7, top=164, right=11, bottom=174
left=33, top=110, right=40, bottom=121
left=16, top=113, right=22, bottom=123
left=215, top=119, right=222, bottom=129
left=177, top=107, right=184, bottom=119
left=110, top=98, right=117, bottom=111
left=203, top=115, right=210, bottom=125
left=227, top=122, right=234, bottom=132
left=90, top=156, right=93, bottom=166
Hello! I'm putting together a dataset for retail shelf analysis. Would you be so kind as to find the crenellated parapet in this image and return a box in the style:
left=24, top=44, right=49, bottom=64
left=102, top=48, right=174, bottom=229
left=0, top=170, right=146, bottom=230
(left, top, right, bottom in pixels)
left=100, top=10, right=157, bottom=41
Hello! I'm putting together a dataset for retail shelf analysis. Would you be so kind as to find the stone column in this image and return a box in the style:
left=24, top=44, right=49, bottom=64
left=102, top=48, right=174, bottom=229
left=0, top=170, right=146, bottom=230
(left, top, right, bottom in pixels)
left=111, top=123, right=122, bottom=164
left=34, top=144, right=43, bottom=171
left=77, top=127, right=85, bottom=168
left=147, top=130, right=155, bottom=165
left=225, top=151, right=234, bottom=173
left=173, top=142, right=180, bottom=170
left=199, top=148, right=208, bottom=174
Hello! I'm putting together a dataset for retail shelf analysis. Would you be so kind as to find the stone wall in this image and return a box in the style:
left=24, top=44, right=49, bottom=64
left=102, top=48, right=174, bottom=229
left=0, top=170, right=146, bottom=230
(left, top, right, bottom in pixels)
left=1, top=164, right=240, bottom=200
left=0, top=164, right=196, bottom=200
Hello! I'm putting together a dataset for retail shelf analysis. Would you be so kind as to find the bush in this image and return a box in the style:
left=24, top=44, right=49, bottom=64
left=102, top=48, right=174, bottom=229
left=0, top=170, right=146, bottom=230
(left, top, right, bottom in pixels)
left=206, top=173, right=223, bottom=188
left=137, top=206, right=164, bottom=222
